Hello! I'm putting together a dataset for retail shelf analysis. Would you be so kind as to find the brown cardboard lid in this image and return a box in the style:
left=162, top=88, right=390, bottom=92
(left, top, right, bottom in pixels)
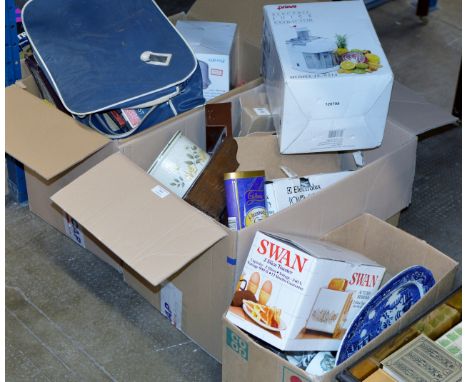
left=188, top=0, right=312, bottom=47
left=388, top=82, right=457, bottom=136
left=235, top=134, right=341, bottom=179
left=50, top=152, right=228, bottom=286
left=5, top=85, right=109, bottom=180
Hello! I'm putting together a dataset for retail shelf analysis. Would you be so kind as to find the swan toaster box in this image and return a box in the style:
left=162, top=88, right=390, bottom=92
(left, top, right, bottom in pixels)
left=226, top=231, right=386, bottom=351
left=176, top=20, right=237, bottom=102
left=262, top=1, right=394, bottom=154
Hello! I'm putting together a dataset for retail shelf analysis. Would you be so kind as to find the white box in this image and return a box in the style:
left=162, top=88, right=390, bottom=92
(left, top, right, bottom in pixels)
left=262, top=1, right=394, bottom=153
left=265, top=171, right=352, bottom=215
left=226, top=231, right=385, bottom=351
left=176, top=20, right=237, bottom=101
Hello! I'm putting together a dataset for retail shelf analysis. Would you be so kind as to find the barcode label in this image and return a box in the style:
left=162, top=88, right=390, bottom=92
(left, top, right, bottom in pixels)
left=328, top=129, right=344, bottom=139
left=228, top=217, right=238, bottom=230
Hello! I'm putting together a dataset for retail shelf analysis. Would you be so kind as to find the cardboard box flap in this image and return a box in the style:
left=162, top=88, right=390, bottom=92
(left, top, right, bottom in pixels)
left=6, top=85, right=109, bottom=181
left=235, top=135, right=341, bottom=179
left=264, top=231, right=383, bottom=267
left=188, top=0, right=277, bottom=47
left=388, top=82, right=457, bottom=136
left=50, top=153, right=227, bottom=287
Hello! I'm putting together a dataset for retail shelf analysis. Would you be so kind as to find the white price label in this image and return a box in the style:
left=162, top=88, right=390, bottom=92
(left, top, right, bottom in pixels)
left=152, top=185, right=170, bottom=198
left=253, top=107, right=271, bottom=116
left=353, top=151, right=365, bottom=167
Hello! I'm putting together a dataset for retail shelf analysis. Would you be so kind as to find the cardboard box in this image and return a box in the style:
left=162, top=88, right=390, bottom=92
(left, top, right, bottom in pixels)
left=262, top=1, right=393, bottom=153
left=5, top=0, right=456, bottom=363
left=176, top=21, right=237, bottom=101
left=5, top=0, right=454, bottom=266
left=226, top=231, right=385, bottom=350
left=48, top=80, right=454, bottom=361
left=5, top=0, right=284, bottom=267
left=222, top=214, right=458, bottom=381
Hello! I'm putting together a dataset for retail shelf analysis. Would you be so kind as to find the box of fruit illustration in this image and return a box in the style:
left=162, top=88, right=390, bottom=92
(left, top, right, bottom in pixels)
left=226, top=231, right=386, bottom=351
left=262, top=1, right=394, bottom=154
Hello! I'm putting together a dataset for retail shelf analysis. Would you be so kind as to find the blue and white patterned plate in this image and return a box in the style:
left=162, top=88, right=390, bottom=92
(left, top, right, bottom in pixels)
left=335, top=265, right=435, bottom=365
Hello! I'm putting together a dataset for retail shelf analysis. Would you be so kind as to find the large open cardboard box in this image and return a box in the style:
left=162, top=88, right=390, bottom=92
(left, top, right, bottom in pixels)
left=5, top=0, right=455, bottom=269
left=3, top=0, right=286, bottom=270
left=5, top=0, right=457, bottom=362
left=222, top=214, right=458, bottom=381
left=48, top=80, right=455, bottom=361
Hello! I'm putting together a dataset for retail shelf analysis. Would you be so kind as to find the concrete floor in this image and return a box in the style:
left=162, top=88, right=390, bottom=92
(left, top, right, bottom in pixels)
left=5, top=0, right=461, bottom=381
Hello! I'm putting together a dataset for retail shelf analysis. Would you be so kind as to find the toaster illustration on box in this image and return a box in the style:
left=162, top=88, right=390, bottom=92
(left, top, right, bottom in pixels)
left=306, top=278, right=353, bottom=338
left=286, top=27, right=339, bottom=73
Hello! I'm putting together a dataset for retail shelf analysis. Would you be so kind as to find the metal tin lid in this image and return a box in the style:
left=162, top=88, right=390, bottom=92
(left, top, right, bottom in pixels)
left=224, top=170, right=266, bottom=180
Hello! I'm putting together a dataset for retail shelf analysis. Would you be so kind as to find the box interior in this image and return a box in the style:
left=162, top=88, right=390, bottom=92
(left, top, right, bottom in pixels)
left=323, top=214, right=457, bottom=283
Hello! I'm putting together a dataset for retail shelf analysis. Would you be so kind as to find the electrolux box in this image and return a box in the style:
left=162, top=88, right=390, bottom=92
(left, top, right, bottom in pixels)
left=262, top=1, right=394, bottom=154
left=265, top=171, right=352, bottom=215
left=226, top=231, right=385, bottom=351
left=176, top=20, right=237, bottom=101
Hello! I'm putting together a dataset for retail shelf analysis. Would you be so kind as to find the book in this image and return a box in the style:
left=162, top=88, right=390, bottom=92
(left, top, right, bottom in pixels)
left=363, top=369, right=396, bottom=382
left=412, top=303, right=460, bottom=340
left=121, top=107, right=152, bottom=128
left=436, top=322, right=462, bottom=361
left=24, top=55, right=70, bottom=115
left=382, top=334, right=461, bottom=382
left=102, top=114, right=122, bottom=132
left=108, top=110, right=129, bottom=130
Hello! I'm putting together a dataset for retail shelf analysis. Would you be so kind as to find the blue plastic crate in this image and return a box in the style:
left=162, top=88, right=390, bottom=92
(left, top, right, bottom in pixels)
left=6, top=0, right=27, bottom=204
left=6, top=155, right=28, bottom=205
left=5, top=0, right=21, bottom=86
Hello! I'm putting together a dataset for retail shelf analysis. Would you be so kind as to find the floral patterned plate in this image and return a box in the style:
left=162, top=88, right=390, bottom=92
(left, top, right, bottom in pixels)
left=147, top=130, right=210, bottom=197
left=335, top=265, right=435, bottom=365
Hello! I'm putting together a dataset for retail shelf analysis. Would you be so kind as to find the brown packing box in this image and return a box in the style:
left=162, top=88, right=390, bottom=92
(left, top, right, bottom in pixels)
left=222, top=214, right=458, bottom=382
left=6, top=77, right=124, bottom=271
left=50, top=81, right=454, bottom=361
left=5, top=0, right=456, bottom=362
left=5, top=0, right=455, bottom=271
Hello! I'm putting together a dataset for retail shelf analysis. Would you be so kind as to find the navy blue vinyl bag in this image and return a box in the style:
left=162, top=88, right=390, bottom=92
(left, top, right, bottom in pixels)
left=22, top=0, right=205, bottom=138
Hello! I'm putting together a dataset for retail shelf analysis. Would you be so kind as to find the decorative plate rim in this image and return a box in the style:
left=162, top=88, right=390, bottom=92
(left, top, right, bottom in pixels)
left=335, top=265, right=435, bottom=365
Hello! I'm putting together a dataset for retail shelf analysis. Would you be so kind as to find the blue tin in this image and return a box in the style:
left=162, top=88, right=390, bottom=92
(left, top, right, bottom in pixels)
left=224, top=171, right=268, bottom=230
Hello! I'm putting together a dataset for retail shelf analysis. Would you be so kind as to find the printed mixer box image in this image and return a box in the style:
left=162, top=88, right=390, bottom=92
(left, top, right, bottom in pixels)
left=262, top=1, right=394, bottom=154
left=226, top=231, right=386, bottom=351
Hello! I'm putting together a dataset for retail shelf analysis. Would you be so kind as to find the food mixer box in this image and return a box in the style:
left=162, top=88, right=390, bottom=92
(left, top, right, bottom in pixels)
left=262, top=1, right=394, bottom=154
